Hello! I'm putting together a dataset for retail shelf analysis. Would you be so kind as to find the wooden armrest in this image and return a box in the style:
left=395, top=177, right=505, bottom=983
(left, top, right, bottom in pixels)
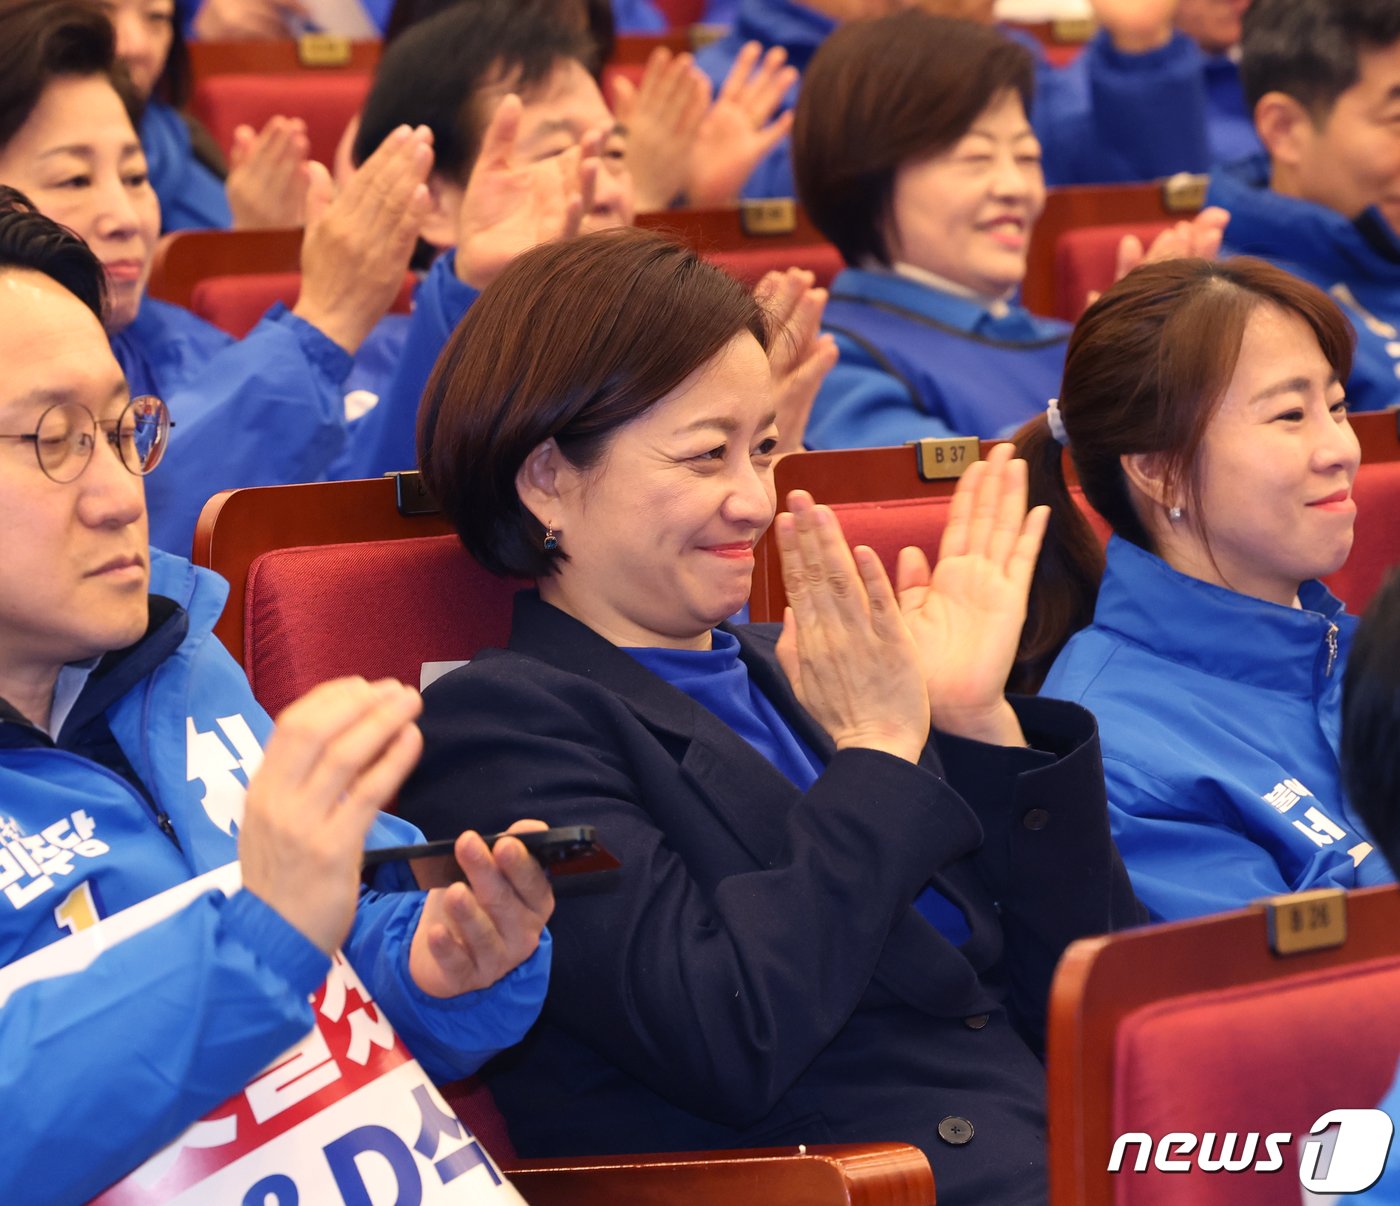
left=504, top=1143, right=934, bottom=1205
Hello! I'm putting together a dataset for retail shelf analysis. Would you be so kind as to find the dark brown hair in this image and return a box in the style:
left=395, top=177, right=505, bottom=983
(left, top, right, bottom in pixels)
left=1010, top=256, right=1356, bottom=692
left=0, top=0, right=140, bottom=155
left=792, top=10, right=1034, bottom=268
left=419, top=228, right=769, bottom=579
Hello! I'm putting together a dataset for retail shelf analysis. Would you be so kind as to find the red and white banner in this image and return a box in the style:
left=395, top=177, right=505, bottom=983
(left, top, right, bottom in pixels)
left=0, top=865, right=528, bottom=1206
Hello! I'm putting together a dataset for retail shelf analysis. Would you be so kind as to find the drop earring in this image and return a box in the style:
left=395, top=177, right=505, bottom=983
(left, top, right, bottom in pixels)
left=543, top=523, right=559, bottom=551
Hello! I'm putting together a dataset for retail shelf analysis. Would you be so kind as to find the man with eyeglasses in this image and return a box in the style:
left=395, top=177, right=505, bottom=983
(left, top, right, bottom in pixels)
left=0, top=188, right=554, bottom=1203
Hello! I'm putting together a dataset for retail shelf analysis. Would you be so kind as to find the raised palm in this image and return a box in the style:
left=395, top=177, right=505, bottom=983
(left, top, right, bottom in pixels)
left=455, top=95, right=599, bottom=291
left=896, top=444, right=1048, bottom=744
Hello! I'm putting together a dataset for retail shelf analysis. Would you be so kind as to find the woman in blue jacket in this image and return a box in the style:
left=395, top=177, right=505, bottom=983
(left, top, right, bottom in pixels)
left=1014, top=255, right=1391, bottom=921
left=790, top=11, right=1228, bottom=451
left=103, top=0, right=312, bottom=231
left=0, top=189, right=552, bottom=1203
left=0, top=1, right=430, bottom=553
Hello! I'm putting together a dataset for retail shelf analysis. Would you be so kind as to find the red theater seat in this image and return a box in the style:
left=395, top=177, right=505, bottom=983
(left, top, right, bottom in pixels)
left=1325, top=458, right=1400, bottom=614
left=189, top=270, right=415, bottom=338
left=637, top=203, right=844, bottom=289
left=1048, top=884, right=1400, bottom=1206
left=191, top=475, right=938, bottom=1205
left=191, top=71, right=372, bottom=167
left=1053, top=221, right=1173, bottom=321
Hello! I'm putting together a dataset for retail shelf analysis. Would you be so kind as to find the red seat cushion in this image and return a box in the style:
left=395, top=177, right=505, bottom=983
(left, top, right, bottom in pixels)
left=1110, top=956, right=1400, bottom=1205
left=706, top=242, right=844, bottom=290
left=190, top=271, right=416, bottom=338
left=1053, top=221, right=1174, bottom=321
left=1324, top=459, right=1400, bottom=615
left=191, top=72, right=372, bottom=167
left=440, top=1075, right=518, bottom=1163
left=243, top=535, right=529, bottom=719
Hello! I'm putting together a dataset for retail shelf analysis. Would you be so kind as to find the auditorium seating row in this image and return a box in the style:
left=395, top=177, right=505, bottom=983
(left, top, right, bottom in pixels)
left=190, top=409, right=1400, bottom=1204
left=146, top=174, right=1205, bottom=334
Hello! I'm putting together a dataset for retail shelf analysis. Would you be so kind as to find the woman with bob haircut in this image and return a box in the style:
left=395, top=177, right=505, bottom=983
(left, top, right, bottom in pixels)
left=397, top=224, right=1143, bottom=1206
left=0, top=0, right=431, bottom=553
left=1015, top=255, right=1390, bottom=922
left=791, top=10, right=1228, bottom=451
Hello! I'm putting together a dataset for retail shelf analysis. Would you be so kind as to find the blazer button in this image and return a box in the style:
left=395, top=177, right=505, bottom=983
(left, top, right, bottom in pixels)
left=963, top=1013, right=990, bottom=1030
left=1022, top=808, right=1051, bottom=831
left=938, top=1116, right=975, bottom=1145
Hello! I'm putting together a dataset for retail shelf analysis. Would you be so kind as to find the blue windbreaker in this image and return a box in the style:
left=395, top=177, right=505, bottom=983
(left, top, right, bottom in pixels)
left=112, top=298, right=352, bottom=555
left=1041, top=536, right=1389, bottom=922
left=140, top=100, right=233, bottom=233
left=0, top=550, right=550, bottom=1204
left=353, top=251, right=480, bottom=479
left=695, top=0, right=1220, bottom=200
left=807, top=267, right=1069, bottom=449
left=1208, top=159, right=1400, bottom=414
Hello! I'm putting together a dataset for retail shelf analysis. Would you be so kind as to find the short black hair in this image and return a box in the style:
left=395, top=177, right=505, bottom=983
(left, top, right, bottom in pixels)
left=1342, top=570, right=1400, bottom=876
left=1241, top=0, right=1400, bottom=117
left=0, top=186, right=108, bottom=320
left=353, top=0, right=597, bottom=183
left=0, top=0, right=140, bottom=156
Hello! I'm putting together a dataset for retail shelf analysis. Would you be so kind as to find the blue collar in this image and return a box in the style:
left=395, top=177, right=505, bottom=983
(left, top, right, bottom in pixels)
left=1210, top=157, right=1400, bottom=278
left=1092, top=536, right=1351, bottom=696
left=828, top=267, right=1056, bottom=342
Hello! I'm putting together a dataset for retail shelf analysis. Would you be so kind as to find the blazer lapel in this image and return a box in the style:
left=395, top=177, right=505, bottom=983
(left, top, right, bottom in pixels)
left=507, top=595, right=806, bottom=867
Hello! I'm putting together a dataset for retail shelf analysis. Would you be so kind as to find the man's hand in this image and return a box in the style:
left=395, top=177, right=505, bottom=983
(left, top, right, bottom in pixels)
left=240, top=678, right=424, bottom=955
left=292, top=124, right=434, bottom=354
left=686, top=43, right=797, bottom=208
left=612, top=49, right=710, bottom=212
left=454, top=95, right=605, bottom=292
left=408, top=821, right=555, bottom=998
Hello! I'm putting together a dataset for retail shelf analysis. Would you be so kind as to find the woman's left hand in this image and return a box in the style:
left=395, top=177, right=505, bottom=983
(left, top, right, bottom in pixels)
left=408, top=819, right=555, bottom=998
left=896, top=443, right=1049, bottom=747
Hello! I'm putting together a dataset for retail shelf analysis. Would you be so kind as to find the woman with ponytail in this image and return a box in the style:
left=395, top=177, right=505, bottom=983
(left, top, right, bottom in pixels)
left=1013, top=255, right=1392, bottom=921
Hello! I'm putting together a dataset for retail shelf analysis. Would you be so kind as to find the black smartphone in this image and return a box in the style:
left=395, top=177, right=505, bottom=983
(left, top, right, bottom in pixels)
left=363, top=825, right=616, bottom=878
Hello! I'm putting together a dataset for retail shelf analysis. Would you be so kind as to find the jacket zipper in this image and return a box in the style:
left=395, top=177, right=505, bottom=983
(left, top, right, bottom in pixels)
left=1325, top=622, right=1339, bottom=678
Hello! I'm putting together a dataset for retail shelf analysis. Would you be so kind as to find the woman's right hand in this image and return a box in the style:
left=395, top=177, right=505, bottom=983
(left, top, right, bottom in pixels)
left=774, top=491, right=930, bottom=764
left=239, top=677, right=424, bottom=955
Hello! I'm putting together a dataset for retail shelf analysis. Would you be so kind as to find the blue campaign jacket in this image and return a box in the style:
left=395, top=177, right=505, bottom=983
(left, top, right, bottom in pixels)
left=1208, top=160, right=1400, bottom=414
left=1040, top=536, right=1389, bottom=922
left=806, top=267, right=1069, bottom=449
left=140, top=100, right=233, bottom=233
left=354, top=251, right=480, bottom=479
left=695, top=0, right=1219, bottom=200
left=112, top=297, right=352, bottom=555
left=0, top=550, right=550, bottom=1204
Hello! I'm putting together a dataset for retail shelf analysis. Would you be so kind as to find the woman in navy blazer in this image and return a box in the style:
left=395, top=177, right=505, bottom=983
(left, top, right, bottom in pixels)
left=397, top=226, right=1143, bottom=1206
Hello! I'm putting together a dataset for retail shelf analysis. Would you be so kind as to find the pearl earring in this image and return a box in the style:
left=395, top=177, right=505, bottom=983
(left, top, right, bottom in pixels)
left=1168, top=506, right=1183, bottom=522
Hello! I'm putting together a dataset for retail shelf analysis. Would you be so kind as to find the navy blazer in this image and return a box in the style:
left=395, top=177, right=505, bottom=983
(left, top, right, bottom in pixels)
left=399, top=592, right=1142, bottom=1206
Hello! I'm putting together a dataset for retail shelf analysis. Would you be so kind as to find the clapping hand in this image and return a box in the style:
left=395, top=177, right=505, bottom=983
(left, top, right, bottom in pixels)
left=454, top=94, right=605, bottom=291
left=292, top=123, right=434, bottom=354
left=895, top=444, right=1049, bottom=747
left=226, top=116, right=312, bottom=230
left=612, top=49, right=710, bottom=212
left=686, top=42, right=798, bottom=208
left=774, top=491, right=931, bottom=764
left=755, top=269, right=838, bottom=454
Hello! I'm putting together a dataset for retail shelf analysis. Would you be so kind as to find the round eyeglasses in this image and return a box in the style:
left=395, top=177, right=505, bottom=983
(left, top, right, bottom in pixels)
left=0, top=396, right=171, bottom=484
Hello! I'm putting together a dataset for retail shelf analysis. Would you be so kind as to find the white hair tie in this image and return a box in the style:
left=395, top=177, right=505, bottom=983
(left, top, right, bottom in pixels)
left=1045, top=397, right=1069, bottom=448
